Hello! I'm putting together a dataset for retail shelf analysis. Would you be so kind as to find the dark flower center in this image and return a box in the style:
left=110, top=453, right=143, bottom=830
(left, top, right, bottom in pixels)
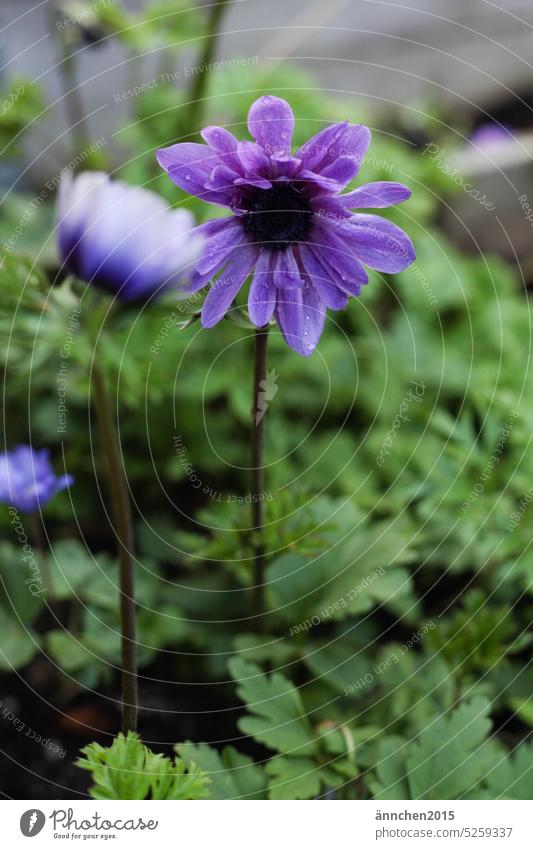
left=242, top=182, right=313, bottom=250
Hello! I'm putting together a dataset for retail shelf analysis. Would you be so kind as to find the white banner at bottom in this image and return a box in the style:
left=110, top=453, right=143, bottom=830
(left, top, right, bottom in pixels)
left=3, top=800, right=530, bottom=847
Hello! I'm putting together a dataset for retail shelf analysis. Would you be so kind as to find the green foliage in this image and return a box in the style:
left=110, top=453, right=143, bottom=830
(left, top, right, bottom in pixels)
left=230, top=657, right=316, bottom=755
left=0, top=606, right=39, bottom=672
left=426, top=589, right=529, bottom=681
left=95, top=0, right=203, bottom=53
left=0, top=78, right=44, bottom=158
left=176, top=742, right=267, bottom=800
left=77, top=732, right=210, bottom=800
left=1, top=36, right=531, bottom=801
left=229, top=658, right=360, bottom=799
left=480, top=741, right=533, bottom=800
left=369, top=698, right=510, bottom=800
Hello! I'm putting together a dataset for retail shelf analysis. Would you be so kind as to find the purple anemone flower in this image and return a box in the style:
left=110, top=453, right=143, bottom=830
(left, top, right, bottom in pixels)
left=57, top=171, right=203, bottom=302
left=157, top=95, right=415, bottom=355
left=0, top=445, right=74, bottom=513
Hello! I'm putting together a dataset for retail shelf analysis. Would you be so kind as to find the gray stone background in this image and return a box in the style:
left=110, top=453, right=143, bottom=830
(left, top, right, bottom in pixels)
left=2, top=0, right=533, bottom=254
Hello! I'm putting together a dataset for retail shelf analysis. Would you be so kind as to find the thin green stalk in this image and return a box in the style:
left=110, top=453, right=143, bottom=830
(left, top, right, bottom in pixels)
left=250, top=326, right=269, bottom=629
left=91, top=355, right=138, bottom=734
left=184, top=0, right=230, bottom=133
left=49, top=7, right=90, bottom=157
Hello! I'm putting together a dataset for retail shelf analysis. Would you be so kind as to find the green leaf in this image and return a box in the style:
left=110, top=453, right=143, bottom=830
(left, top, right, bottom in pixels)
left=267, top=518, right=418, bottom=627
left=176, top=742, right=267, bottom=800
left=229, top=657, right=316, bottom=755
left=303, top=640, right=374, bottom=697
left=373, top=648, right=455, bottom=729
left=77, top=732, right=210, bottom=800
left=46, top=628, right=112, bottom=688
left=369, top=699, right=500, bottom=799
left=0, top=607, right=38, bottom=671
left=0, top=250, right=49, bottom=315
left=0, top=541, right=44, bottom=622
left=47, top=539, right=104, bottom=600
left=482, top=741, right=533, bottom=800
left=265, top=756, right=321, bottom=800
left=509, top=698, right=533, bottom=728
left=406, top=697, right=497, bottom=799
left=368, top=736, right=410, bottom=800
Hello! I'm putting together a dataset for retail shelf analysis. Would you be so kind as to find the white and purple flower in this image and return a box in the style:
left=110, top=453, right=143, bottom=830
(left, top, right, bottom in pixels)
left=0, top=445, right=73, bottom=513
left=157, top=95, right=415, bottom=355
left=57, top=171, right=203, bottom=302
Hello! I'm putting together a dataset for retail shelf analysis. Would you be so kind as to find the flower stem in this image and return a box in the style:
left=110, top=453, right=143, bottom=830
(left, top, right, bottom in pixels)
left=28, top=512, right=52, bottom=601
left=185, top=0, right=230, bottom=132
left=49, top=5, right=90, bottom=158
left=91, top=357, right=138, bottom=734
left=250, top=326, right=269, bottom=629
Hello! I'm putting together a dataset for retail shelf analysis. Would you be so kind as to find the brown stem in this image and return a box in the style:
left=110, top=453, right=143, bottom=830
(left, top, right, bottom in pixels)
left=91, top=357, right=138, bottom=734
left=184, top=0, right=230, bottom=133
left=28, top=512, right=52, bottom=601
left=250, top=326, right=269, bottom=629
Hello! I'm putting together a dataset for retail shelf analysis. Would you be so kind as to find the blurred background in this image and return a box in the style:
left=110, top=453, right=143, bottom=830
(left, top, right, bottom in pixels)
left=0, top=1, right=532, bottom=801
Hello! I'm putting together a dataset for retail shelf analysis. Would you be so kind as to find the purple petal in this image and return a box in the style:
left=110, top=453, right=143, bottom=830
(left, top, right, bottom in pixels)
left=248, top=252, right=276, bottom=326
left=58, top=173, right=202, bottom=301
left=298, top=123, right=371, bottom=176
left=297, top=123, right=348, bottom=171
left=201, top=246, right=258, bottom=327
left=311, top=221, right=369, bottom=295
left=191, top=218, right=234, bottom=238
left=201, top=126, right=242, bottom=173
left=207, top=165, right=240, bottom=191
left=0, top=445, right=74, bottom=512
left=57, top=171, right=105, bottom=273
left=335, top=213, right=416, bottom=273
left=276, top=289, right=306, bottom=355
left=55, top=474, right=75, bottom=494
left=184, top=219, right=237, bottom=292
left=299, top=169, right=342, bottom=194
left=301, top=282, right=326, bottom=354
left=338, top=182, right=412, bottom=209
left=156, top=142, right=233, bottom=205
left=319, top=156, right=360, bottom=187
left=311, top=196, right=352, bottom=222
left=234, top=176, right=273, bottom=190
left=237, top=140, right=271, bottom=176
left=272, top=157, right=302, bottom=180
left=276, top=284, right=325, bottom=356
left=185, top=267, right=219, bottom=294
left=247, top=96, right=295, bottom=157
left=297, top=244, right=348, bottom=310
left=273, top=249, right=303, bottom=289
left=333, top=125, right=371, bottom=176
left=195, top=218, right=246, bottom=275
left=201, top=125, right=238, bottom=153
left=156, top=142, right=213, bottom=185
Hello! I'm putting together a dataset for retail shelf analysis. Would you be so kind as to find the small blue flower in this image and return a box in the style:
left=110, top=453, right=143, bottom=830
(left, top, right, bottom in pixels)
left=0, top=446, right=73, bottom=513
left=57, top=171, right=203, bottom=302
